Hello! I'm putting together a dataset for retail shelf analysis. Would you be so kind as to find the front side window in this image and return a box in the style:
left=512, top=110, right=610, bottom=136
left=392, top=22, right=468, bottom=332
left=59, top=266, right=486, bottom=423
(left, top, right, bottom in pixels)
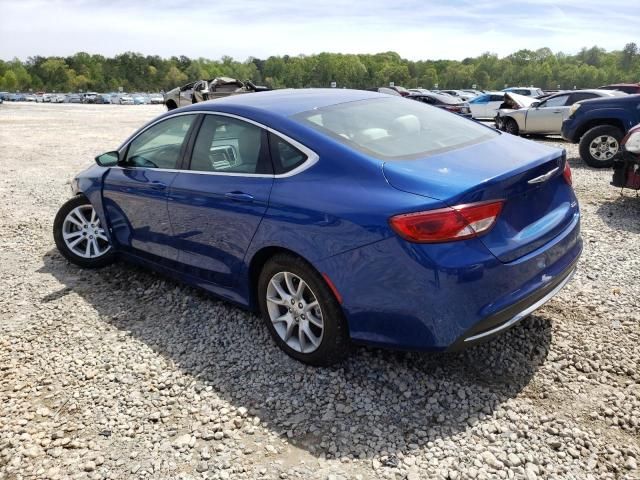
left=190, top=115, right=271, bottom=174
left=125, top=115, right=196, bottom=169
left=295, top=97, right=497, bottom=160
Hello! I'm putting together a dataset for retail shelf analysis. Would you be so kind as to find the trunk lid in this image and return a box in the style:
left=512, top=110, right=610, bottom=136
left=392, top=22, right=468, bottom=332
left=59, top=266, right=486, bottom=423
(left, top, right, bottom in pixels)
left=383, top=133, right=578, bottom=263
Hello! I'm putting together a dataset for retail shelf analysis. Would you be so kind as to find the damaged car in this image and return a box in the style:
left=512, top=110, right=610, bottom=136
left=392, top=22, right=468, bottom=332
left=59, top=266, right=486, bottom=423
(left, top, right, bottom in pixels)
left=164, top=77, right=269, bottom=110
left=612, top=123, right=640, bottom=191
left=495, top=90, right=625, bottom=136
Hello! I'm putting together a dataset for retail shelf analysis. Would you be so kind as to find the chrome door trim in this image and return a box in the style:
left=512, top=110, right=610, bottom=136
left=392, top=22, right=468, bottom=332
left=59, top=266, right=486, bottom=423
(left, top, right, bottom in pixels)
left=116, top=110, right=319, bottom=179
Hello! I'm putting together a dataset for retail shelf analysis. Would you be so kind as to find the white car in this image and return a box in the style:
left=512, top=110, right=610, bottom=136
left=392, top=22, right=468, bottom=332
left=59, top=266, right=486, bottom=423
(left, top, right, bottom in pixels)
left=468, top=92, right=506, bottom=119
left=119, top=95, right=134, bottom=105
left=502, top=87, right=544, bottom=97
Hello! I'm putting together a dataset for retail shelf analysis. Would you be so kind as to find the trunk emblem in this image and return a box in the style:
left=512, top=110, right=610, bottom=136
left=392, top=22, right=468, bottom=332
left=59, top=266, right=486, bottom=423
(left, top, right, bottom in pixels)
left=528, top=167, right=560, bottom=184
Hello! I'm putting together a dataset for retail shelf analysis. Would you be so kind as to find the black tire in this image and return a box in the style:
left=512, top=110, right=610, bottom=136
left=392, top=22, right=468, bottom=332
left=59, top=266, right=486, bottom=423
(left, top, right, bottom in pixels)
left=579, top=125, right=623, bottom=168
left=503, top=118, right=519, bottom=135
left=257, top=253, right=350, bottom=366
left=165, top=100, right=177, bottom=111
left=53, top=196, right=115, bottom=269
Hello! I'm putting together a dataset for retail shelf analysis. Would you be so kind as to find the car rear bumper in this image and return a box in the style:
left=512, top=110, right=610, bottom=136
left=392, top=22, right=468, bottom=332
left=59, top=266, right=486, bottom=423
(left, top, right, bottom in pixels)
left=445, top=256, right=577, bottom=351
left=316, top=211, right=582, bottom=351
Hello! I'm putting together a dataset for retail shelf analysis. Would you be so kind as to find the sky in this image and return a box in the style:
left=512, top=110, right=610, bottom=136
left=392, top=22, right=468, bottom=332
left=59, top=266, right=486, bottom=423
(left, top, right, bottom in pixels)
left=0, top=0, right=638, bottom=61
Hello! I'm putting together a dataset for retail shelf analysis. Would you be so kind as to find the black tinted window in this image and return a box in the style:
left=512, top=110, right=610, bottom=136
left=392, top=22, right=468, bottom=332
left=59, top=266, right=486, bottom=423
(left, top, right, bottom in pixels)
left=569, top=92, right=597, bottom=104
left=269, top=133, right=307, bottom=174
left=190, top=115, right=271, bottom=174
left=125, top=115, right=196, bottom=169
left=489, top=94, right=504, bottom=101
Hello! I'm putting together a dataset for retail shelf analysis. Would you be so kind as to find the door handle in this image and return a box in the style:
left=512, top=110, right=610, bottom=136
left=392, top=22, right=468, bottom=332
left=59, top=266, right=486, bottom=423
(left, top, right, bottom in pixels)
left=552, top=111, right=562, bottom=114
left=225, top=191, right=254, bottom=202
left=150, top=181, right=167, bottom=191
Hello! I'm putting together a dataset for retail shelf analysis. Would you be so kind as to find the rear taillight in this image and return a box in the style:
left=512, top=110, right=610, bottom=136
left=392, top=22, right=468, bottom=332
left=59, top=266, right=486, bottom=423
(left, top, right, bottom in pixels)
left=563, top=160, right=572, bottom=186
left=389, top=200, right=504, bottom=243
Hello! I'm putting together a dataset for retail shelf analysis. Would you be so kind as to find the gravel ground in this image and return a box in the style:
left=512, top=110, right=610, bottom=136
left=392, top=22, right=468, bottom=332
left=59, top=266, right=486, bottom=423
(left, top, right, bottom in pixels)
left=0, top=103, right=639, bottom=480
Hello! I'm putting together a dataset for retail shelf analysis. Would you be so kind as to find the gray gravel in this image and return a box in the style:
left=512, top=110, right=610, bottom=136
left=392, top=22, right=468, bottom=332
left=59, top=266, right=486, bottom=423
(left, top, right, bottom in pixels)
left=1, top=103, right=639, bottom=480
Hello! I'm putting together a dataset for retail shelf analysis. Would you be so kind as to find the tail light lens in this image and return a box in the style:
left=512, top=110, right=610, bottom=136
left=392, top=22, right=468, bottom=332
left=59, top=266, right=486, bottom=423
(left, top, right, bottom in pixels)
left=563, top=160, right=572, bottom=186
left=389, top=200, right=504, bottom=243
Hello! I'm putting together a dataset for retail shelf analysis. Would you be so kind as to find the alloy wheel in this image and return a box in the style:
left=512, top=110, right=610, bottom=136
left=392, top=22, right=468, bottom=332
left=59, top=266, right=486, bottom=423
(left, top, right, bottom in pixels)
left=62, top=205, right=111, bottom=259
left=266, top=271, right=324, bottom=354
left=589, top=135, right=619, bottom=162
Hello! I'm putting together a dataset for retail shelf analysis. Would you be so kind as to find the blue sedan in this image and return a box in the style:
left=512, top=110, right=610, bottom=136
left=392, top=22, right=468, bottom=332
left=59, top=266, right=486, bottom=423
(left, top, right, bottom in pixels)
left=53, top=89, right=582, bottom=365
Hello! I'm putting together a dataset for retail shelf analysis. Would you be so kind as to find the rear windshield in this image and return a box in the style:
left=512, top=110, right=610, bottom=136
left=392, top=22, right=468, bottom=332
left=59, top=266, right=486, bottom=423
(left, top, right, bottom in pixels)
left=294, top=97, right=497, bottom=160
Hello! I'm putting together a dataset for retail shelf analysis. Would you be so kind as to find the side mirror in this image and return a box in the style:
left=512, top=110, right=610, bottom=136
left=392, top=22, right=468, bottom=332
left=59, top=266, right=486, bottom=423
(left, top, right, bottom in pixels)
left=95, top=151, right=119, bottom=167
left=530, top=101, right=541, bottom=108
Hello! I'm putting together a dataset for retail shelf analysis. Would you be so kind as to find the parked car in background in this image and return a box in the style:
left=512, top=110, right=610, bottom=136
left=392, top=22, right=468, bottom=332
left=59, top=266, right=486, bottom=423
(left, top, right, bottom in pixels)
left=461, top=89, right=483, bottom=97
left=66, top=94, right=82, bottom=103
left=502, top=87, right=545, bottom=97
left=149, top=93, right=164, bottom=104
left=132, top=94, right=148, bottom=105
left=25, top=94, right=37, bottom=102
left=53, top=88, right=581, bottom=365
left=438, top=89, right=475, bottom=101
left=496, top=89, right=625, bottom=136
left=164, top=77, right=269, bottom=110
left=82, top=92, right=99, bottom=104
left=0, top=92, right=8, bottom=101
left=52, top=94, right=66, bottom=103
left=597, top=83, right=640, bottom=94
left=407, top=91, right=472, bottom=118
left=468, top=92, right=506, bottom=119
left=374, top=87, right=402, bottom=96
left=562, top=94, right=640, bottom=167
left=387, top=85, right=411, bottom=96
left=119, top=94, right=134, bottom=105
left=95, top=94, right=112, bottom=104
left=611, top=123, right=640, bottom=191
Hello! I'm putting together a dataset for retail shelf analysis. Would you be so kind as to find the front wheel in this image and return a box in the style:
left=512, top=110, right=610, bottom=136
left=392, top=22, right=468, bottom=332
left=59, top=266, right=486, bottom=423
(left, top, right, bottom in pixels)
left=53, top=196, right=115, bottom=268
left=258, top=254, right=350, bottom=366
left=579, top=125, right=622, bottom=168
left=503, top=118, right=519, bottom=135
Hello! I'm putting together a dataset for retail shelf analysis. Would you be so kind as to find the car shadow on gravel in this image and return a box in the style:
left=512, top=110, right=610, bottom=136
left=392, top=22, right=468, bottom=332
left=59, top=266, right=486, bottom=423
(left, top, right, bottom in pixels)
left=596, top=194, right=640, bottom=233
left=40, top=250, right=552, bottom=460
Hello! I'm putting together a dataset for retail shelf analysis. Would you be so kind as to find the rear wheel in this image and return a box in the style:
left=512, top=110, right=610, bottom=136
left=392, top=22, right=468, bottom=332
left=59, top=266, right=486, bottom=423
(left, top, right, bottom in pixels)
left=579, top=125, right=622, bottom=168
left=257, top=253, right=350, bottom=366
left=53, top=196, right=115, bottom=268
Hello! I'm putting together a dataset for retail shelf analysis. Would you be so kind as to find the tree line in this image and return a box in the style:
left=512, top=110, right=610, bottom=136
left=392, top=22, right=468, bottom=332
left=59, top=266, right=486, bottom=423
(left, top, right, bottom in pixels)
left=0, top=44, right=638, bottom=93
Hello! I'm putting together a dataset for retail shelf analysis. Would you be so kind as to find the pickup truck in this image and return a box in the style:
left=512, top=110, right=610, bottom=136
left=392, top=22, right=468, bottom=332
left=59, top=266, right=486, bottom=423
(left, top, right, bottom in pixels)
left=561, top=94, right=640, bottom=168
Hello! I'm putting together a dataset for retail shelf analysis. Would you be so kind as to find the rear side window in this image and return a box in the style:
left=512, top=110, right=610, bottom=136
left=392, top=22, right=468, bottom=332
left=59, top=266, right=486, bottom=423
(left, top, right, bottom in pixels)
left=489, top=94, right=504, bottom=102
left=294, top=97, right=497, bottom=160
left=568, top=92, right=597, bottom=104
left=269, top=133, right=307, bottom=174
left=190, top=115, right=271, bottom=174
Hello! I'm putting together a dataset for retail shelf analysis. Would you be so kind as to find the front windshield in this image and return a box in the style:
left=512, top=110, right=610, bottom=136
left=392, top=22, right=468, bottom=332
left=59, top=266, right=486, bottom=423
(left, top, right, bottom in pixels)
left=294, top=97, right=497, bottom=160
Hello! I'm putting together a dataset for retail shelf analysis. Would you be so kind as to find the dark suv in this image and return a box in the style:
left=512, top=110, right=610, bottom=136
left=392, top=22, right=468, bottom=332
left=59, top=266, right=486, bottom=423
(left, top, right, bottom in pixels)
left=561, top=94, right=640, bottom=167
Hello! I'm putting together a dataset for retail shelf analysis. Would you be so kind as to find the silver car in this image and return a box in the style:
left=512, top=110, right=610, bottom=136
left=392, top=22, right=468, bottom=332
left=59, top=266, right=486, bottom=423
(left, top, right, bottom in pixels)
left=495, top=89, right=626, bottom=136
left=163, top=77, right=268, bottom=110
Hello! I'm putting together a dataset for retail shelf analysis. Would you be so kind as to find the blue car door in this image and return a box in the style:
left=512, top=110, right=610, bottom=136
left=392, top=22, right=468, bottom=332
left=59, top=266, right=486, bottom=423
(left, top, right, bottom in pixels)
left=102, top=114, right=198, bottom=261
left=168, top=114, right=274, bottom=286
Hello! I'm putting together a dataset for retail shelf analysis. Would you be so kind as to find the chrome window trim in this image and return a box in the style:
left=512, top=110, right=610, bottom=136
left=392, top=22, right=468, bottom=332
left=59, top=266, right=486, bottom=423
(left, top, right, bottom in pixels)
left=116, top=110, right=319, bottom=179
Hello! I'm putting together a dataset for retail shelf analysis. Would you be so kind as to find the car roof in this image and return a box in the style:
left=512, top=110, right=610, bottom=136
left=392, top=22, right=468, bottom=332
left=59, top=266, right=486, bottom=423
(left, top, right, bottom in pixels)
left=178, top=88, right=385, bottom=116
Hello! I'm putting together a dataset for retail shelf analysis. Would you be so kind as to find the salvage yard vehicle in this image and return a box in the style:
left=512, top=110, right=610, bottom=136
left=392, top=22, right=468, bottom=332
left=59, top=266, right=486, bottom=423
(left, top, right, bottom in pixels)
left=597, top=83, right=640, bottom=94
left=53, top=89, right=581, bottom=366
left=164, top=77, right=269, bottom=110
left=562, top=93, right=640, bottom=168
left=502, top=87, right=545, bottom=97
left=407, top=90, right=472, bottom=118
left=468, top=92, right=506, bottom=119
left=612, top=123, right=640, bottom=191
left=496, top=90, right=625, bottom=136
